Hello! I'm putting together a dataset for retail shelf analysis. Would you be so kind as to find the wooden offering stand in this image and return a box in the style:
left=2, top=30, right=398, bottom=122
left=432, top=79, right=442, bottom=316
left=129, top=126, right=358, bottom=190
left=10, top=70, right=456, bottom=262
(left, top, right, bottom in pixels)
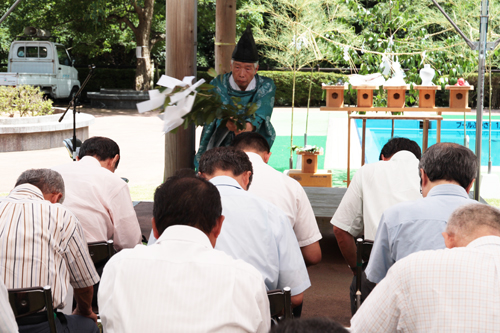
left=446, top=85, right=474, bottom=109
left=414, top=86, right=441, bottom=108
left=321, top=84, right=474, bottom=186
left=384, top=85, right=409, bottom=108
left=353, top=86, right=377, bottom=108
left=289, top=151, right=332, bottom=187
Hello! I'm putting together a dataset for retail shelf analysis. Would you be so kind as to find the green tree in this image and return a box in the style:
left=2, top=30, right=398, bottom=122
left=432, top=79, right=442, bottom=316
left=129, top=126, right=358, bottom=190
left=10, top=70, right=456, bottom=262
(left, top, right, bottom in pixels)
left=1, top=0, right=165, bottom=90
left=241, top=0, right=358, bottom=163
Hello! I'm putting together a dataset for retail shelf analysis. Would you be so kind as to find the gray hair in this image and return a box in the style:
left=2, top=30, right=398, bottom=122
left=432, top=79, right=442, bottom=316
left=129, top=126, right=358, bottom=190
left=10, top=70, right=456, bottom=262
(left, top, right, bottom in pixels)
left=419, top=142, right=477, bottom=189
left=15, top=169, right=65, bottom=203
left=446, top=203, right=500, bottom=237
left=231, top=59, right=259, bottom=69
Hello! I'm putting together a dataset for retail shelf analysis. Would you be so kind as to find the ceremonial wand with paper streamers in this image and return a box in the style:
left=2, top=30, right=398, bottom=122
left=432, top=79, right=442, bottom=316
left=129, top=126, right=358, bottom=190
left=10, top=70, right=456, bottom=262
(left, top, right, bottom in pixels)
left=137, top=71, right=258, bottom=133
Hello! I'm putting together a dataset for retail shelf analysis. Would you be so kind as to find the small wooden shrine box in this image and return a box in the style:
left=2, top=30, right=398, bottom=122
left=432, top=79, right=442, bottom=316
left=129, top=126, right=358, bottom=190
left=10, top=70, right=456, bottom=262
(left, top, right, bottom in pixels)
left=352, top=86, right=377, bottom=108
left=415, top=86, right=440, bottom=108
left=322, top=85, right=345, bottom=108
left=384, top=85, right=408, bottom=108
left=446, top=85, right=474, bottom=109
left=297, top=151, right=320, bottom=173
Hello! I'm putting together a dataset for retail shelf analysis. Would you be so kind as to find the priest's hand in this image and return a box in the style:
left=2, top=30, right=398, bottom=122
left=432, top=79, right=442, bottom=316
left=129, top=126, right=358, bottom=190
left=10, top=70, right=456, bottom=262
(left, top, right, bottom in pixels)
left=226, top=120, right=254, bottom=135
left=226, top=119, right=238, bottom=132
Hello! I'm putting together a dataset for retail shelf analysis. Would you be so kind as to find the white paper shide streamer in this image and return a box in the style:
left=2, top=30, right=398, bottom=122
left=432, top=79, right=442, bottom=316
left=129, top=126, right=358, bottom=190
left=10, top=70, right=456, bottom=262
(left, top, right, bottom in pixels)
left=137, top=75, right=205, bottom=133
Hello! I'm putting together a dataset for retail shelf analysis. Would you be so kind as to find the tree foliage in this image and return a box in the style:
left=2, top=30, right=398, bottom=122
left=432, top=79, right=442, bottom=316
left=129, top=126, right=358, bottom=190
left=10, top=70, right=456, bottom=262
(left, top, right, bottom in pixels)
left=0, top=0, right=165, bottom=90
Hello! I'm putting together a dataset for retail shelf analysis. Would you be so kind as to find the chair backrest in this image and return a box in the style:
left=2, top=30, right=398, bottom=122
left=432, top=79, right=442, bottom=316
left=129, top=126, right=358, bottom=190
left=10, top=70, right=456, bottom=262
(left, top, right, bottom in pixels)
left=8, top=285, right=57, bottom=333
left=88, top=240, right=116, bottom=267
left=355, top=238, right=374, bottom=311
left=267, top=286, right=293, bottom=324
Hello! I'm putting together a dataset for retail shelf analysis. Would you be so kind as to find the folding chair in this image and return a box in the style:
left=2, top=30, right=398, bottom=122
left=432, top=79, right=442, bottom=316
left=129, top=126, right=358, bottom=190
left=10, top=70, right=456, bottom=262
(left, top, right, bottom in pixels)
left=8, top=285, right=57, bottom=333
left=88, top=239, right=116, bottom=268
left=267, top=286, right=293, bottom=326
left=355, top=237, right=374, bottom=311
left=87, top=240, right=116, bottom=316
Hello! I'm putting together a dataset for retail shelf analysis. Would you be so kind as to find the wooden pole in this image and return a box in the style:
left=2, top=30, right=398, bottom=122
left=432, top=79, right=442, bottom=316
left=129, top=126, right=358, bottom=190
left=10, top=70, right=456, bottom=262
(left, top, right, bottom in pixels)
left=422, top=120, right=429, bottom=152
left=361, top=119, right=366, bottom=166
left=347, top=112, right=351, bottom=186
left=164, top=0, right=197, bottom=179
left=215, top=0, right=236, bottom=75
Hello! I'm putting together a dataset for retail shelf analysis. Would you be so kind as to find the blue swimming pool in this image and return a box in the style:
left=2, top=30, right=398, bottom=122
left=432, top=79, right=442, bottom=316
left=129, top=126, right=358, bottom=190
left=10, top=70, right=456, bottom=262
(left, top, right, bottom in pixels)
left=355, top=119, right=500, bottom=165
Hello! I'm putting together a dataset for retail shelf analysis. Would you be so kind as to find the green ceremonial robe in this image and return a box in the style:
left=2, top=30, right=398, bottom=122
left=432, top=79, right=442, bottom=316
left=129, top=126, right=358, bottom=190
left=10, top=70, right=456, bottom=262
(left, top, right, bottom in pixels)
left=194, top=72, right=276, bottom=167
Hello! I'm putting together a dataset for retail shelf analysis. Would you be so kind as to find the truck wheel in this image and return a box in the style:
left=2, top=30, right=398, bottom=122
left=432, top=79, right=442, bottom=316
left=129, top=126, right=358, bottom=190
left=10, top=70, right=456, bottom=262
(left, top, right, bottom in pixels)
left=69, top=87, right=81, bottom=106
left=43, top=94, right=54, bottom=102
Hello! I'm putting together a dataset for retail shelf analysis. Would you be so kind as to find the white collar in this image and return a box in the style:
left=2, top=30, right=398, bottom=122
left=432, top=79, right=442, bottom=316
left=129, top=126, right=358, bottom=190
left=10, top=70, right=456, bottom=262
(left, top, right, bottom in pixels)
left=210, top=176, right=243, bottom=190
left=246, top=152, right=266, bottom=165
left=79, top=155, right=101, bottom=165
left=229, top=74, right=256, bottom=91
left=156, top=225, right=212, bottom=248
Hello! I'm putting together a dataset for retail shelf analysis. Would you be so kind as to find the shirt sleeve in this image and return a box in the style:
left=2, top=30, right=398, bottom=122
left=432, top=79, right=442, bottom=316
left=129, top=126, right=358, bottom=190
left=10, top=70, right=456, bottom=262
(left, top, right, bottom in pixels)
left=64, top=217, right=100, bottom=289
left=272, top=207, right=311, bottom=296
left=0, top=280, right=18, bottom=333
left=109, top=183, right=142, bottom=251
left=365, top=212, right=396, bottom=284
left=294, top=183, right=322, bottom=247
left=330, top=169, right=364, bottom=237
left=97, top=255, right=118, bottom=331
left=350, top=260, right=407, bottom=332
left=255, top=278, right=271, bottom=333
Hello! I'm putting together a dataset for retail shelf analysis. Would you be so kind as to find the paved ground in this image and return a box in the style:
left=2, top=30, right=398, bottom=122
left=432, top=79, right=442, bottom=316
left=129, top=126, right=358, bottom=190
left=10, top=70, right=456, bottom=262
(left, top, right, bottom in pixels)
left=0, top=107, right=165, bottom=194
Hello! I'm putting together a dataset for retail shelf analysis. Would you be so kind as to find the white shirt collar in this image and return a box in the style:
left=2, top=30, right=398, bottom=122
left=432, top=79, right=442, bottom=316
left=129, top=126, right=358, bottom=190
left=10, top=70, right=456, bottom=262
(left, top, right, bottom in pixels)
left=246, top=152, right=266, bottom=165
left=156, top=225, right=212, bottom=248
left=389, top=150, right=418, bottom=162
left=79, top=155, right=102, bottom=167
left=229, top=74, right=256, bottom=91
left=466, top=235, right=500, bottom=248
left=209, top=176, right=243, bottom=189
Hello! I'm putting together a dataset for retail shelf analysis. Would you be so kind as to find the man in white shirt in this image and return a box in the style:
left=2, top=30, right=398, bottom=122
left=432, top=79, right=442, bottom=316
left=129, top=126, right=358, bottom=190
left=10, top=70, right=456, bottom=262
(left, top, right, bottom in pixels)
left=331, top=137, right=422, bottom=314
left=351, top=203, right=500, bottom=332
left=198, top=147, right=311, bottom=315
left=231, top=132, right=322, bottom=266
left=98, top=171, right=270, bottom=333
left=52, top=136, right=141, bottom=251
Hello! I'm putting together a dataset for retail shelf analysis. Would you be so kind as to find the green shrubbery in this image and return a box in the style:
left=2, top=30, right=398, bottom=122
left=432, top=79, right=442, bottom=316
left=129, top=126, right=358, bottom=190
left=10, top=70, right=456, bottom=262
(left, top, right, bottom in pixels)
left=0, top=85, right=53, bottom=117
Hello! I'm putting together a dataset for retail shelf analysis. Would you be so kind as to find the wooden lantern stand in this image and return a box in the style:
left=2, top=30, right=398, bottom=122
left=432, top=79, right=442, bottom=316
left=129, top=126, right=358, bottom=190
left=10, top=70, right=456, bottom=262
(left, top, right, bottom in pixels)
left=320, top=84, right=474, bottom=186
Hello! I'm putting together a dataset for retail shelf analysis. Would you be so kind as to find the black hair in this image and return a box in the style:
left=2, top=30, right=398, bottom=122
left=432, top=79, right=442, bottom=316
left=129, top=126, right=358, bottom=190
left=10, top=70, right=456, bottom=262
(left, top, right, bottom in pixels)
left=419, top=142, right=477, bottom=189
left=379, top=137, right=422, bottom=160
left=270, top=317, right=348, bottom=333
left=231, top=132, right=270, bottom=153
left=198, top=147, right=253, bottom=187
left=78, top=136, right=120, bottom=168
left=153, top=169, right=222, bottom=236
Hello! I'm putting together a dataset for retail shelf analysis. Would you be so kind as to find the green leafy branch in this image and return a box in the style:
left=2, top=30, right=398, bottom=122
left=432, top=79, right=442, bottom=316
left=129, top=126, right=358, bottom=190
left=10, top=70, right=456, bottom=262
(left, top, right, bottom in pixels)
left=163, top=69, right=258, bottom=134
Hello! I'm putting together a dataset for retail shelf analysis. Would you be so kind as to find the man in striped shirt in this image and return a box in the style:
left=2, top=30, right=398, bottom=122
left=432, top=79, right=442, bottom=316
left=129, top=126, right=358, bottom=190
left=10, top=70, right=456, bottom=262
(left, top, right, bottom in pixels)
left=0, top=169, right=100, bottom=333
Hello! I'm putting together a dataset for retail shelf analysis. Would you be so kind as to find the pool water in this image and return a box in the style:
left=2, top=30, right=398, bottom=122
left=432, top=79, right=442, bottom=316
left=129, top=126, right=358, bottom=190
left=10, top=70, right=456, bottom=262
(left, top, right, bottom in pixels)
left=355, top=119, right=500, bottom=165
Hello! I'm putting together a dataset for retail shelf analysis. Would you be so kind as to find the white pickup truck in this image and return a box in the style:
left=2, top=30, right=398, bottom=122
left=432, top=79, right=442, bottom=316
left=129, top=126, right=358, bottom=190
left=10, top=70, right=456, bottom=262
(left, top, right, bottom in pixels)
left=0, top=40, right=80, bottom=99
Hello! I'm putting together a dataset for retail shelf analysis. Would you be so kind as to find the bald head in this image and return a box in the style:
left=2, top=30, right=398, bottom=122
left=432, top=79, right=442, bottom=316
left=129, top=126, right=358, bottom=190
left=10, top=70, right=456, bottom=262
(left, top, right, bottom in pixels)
left=443, top=204, right=500, bottom=248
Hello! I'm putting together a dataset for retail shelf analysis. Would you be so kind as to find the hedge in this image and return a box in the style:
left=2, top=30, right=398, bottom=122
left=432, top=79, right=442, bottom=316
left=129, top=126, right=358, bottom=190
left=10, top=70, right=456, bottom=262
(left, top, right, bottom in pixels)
left=3, top=66, right=500, bottom=108
left=75, top=68, right=500, bottom=108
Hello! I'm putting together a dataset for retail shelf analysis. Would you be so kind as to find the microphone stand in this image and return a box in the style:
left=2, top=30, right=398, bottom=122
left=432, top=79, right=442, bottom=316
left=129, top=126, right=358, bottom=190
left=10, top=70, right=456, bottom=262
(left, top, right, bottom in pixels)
left=59, top=64, right=96, bottom=160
